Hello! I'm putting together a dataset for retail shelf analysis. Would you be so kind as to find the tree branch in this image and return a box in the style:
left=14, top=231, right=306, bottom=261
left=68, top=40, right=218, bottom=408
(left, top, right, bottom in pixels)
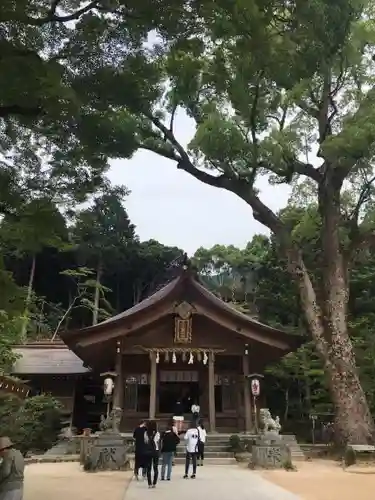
left=328, top=86, right=375, bottom=182
left=349, top=175, right=375, bottom=225
left=259, top=159, right=322, bottom=183
left=169, top=105, right=177, bottom=133
left=0, top=105, right=42, bottom=119
left=145, top=111, right=320, bottom=231
left=0, top=1, right=100, bottom=26
left=346, top=175, right=375, bottom=253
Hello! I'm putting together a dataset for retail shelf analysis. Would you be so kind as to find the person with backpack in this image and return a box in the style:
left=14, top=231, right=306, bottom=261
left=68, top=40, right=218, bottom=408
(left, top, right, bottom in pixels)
left=197, top=421, right=207, bottom=466
left=143, top=420, right=160, bottom=488
left=183, top=422, right=200, bottom=479
left=160, top=424, right=180, bottom=481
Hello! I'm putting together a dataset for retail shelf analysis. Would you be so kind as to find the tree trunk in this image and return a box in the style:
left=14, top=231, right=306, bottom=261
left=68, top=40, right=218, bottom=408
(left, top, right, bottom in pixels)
left=92, top=261, right=102, bottom=326
left=284, top=387, right=289, bottom=422
left=286, top=246, right=375, bottom=444
left=320, top=178, right=375, bottom=444
left=20, top=254, right=36, bottom=341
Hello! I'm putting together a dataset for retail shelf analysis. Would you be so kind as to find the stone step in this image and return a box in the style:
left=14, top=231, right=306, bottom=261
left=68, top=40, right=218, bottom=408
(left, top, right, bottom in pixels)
left=176, top=444, right=229, bottom=450
left=128, top=454, right=236, bottom=466
left=175, top=451, right=233, bottom=458
left=173, top=457, right=236, bottom=465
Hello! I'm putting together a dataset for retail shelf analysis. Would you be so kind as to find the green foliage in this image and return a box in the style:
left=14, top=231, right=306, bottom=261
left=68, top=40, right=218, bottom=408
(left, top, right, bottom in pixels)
left=344, top=447, right=357, bottom=467
left=0, top=191, right=184, bottom=339
left=0, top=312, right=24, bottom=372
left=228, top=434, right=242, bottom=452
left=0, top=0, right=198, bottom=215
left=0, top=394, right=62, bottom=456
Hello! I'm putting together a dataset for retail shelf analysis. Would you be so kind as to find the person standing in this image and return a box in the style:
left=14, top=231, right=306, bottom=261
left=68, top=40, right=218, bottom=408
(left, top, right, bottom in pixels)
left=0, top=437, right=24, bottom=500
left=197, top=421, right=207, bottom=466
left=183, top=423, right=199, bottom=479
left=160, top=424, right=180, bottom=481
left=191, top=401, right=200, bottom=426
left=143, top=420, right=160, bottom=488
left=169, top=418, right=178, bottom=466
left=133, top=421, right=147, bottom=480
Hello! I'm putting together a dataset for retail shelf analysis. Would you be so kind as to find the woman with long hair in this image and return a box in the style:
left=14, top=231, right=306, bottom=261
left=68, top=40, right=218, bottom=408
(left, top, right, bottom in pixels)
left=143, top=420, right=160, bottom=488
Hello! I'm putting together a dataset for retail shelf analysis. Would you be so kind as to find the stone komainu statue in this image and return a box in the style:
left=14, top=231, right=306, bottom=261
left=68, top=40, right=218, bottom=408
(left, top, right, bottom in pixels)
left=259, top=408, right=281, bottom=433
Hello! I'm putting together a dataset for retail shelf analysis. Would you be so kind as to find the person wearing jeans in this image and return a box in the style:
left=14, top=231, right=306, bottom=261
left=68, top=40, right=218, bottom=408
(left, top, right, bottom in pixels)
left=183, top=424, right=200, bottom=479
left=160, top=425, right=180, bottom=481
left=184, top=451, right=197, bottom=478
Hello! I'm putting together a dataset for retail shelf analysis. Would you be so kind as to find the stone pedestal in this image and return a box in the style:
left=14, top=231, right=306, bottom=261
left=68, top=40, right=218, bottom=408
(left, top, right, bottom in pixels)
left=84, top=432, right=129, bottom=471
left=251, top=432, right=292, bottom=469
left=82, top=408, right=129, bottom=472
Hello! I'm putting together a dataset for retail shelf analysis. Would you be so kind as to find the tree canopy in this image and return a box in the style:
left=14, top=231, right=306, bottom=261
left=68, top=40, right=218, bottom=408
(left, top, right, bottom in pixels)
left=3, top=0, right=375, bottom=444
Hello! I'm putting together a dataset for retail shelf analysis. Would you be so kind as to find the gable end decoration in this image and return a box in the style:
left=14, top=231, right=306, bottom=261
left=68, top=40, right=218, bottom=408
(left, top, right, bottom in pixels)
left=174, top=301, right=194, bottom=343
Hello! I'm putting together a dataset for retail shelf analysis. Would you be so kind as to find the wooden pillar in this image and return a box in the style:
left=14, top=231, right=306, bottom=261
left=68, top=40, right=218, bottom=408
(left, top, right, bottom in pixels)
left=113, top=342, right=123, bottom=408
left=208, top=352, right=216, bottom=432
left=242, top=353, right=252, bottom=433
left=149, top=352, right=157, bottom=419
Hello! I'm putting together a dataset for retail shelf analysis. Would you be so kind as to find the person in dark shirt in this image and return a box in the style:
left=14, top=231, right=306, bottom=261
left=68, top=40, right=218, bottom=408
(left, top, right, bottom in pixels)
left=133, top=421, right=147, bottom=480
left=160, top=424, right=180, bottom=481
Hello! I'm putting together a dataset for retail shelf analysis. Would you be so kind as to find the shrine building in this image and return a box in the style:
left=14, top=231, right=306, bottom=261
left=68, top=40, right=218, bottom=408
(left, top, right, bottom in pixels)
left=12, top=268, right=300, bottom=433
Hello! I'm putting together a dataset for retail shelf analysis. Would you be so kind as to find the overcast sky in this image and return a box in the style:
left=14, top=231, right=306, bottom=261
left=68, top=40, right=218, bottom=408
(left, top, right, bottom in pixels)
left=108, top=110, right=290, bottom=255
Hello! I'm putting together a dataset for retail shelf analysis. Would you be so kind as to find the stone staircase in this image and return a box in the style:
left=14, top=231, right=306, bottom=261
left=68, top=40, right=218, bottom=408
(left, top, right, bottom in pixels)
left=174, top=433, right=236, bottom=465
left=280, top=434, right=305, bottom=461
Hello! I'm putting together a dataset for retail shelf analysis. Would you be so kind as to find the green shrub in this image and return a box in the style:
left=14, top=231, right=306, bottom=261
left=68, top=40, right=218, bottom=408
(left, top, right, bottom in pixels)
left=228, top=434, right=243, bottom=453
left=344, top=447, right=356, bottom=467
left=0, top=394, right=63, bottom=455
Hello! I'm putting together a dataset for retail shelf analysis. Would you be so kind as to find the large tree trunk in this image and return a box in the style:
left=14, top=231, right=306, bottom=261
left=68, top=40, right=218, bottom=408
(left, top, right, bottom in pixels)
left=286, top=246, right=375, bottom=444
left=320, top=180, right=374, bottom=444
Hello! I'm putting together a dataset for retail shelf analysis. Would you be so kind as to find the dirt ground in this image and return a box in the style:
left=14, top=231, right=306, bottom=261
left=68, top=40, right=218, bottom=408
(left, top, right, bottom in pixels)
left=259, top=460, right=375, bottom=500
left=24, top=462, right=132, bottom=500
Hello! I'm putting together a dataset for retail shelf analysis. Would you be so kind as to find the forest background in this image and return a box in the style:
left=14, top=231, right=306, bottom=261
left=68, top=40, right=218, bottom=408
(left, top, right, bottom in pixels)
left=2, top=181, right=375, bottom=438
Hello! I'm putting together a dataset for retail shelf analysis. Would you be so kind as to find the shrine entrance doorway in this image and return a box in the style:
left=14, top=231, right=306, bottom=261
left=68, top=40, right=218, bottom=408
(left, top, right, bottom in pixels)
left=158, top=370, right=200, bottom=414
left=158, top=382, right=200, bottom=414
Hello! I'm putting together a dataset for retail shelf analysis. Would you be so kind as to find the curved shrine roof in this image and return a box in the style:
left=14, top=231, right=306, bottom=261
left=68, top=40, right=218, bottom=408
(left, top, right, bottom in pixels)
left=60, top=269, right=300, bottom=357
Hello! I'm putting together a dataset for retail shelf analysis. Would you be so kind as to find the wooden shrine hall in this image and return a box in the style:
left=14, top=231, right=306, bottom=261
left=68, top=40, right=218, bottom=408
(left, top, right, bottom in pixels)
left=57, top=267, right=299, bottom=433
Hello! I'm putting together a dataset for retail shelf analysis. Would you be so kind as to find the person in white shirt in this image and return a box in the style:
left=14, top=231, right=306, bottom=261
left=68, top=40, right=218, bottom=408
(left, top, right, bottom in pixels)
left=197, top=421, right=207, bottom=466
left=183, top=422, right=200, bottom=479
left=191, top=402, right=200, bottom=425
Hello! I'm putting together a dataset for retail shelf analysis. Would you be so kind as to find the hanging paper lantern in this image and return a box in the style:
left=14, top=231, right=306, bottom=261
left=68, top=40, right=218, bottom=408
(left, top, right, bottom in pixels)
left=188, top=352, right=194, bottom=364
left=203, top=351, right=208, bottom=365
left=172, top=351, right=176, bottom=364
left=156, top=351, right=160, bottom=364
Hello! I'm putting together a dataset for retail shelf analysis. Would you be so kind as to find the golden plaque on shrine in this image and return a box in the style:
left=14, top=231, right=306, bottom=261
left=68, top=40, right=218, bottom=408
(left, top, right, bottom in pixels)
left=174, top=301, right=193, bottom=343
left=174, top=317, right=192, bottom=343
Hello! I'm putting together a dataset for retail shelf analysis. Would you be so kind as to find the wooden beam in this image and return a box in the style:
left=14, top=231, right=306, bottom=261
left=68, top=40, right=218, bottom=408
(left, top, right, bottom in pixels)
left=149, top=352, right=157, bottom=419
left=208, top=352, right=216, bottom=432
left=242, top=354, right=252, bottom=433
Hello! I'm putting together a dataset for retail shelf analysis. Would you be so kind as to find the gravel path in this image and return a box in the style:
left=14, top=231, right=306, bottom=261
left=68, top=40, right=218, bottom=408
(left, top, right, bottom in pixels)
left=125, top=465, right=301, bottom=500
left=24, top=462, right=132, bottom=500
